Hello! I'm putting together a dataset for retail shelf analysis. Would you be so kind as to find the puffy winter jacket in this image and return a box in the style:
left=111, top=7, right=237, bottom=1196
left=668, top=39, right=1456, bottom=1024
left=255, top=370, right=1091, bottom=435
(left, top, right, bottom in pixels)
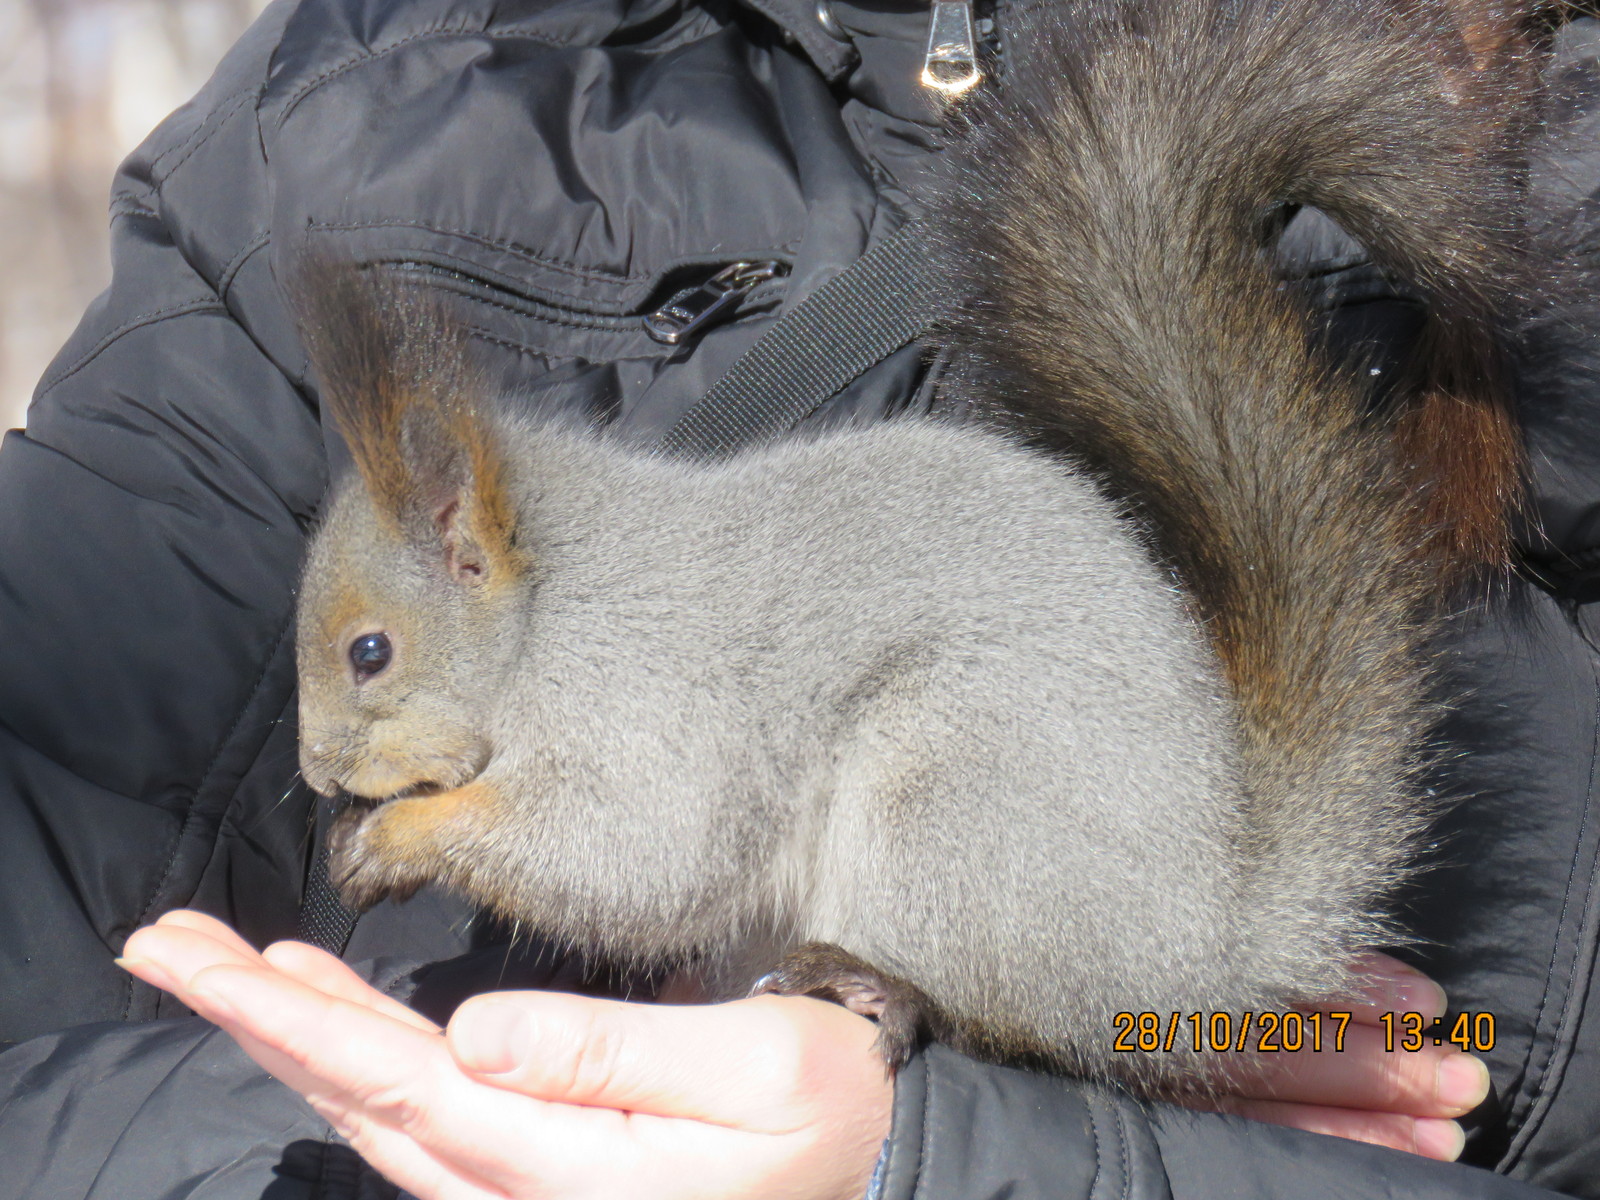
left=3, top=0, right=1600, bottom=1196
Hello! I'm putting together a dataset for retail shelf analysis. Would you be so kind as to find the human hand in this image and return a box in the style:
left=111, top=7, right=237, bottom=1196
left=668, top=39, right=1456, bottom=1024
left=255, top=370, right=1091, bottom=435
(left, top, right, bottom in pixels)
left=118, top=911, right=892, bottom=1200
left=120, top=915, right=1483, bottom=1185
left=1179, top=952, right=1490, bottom=1161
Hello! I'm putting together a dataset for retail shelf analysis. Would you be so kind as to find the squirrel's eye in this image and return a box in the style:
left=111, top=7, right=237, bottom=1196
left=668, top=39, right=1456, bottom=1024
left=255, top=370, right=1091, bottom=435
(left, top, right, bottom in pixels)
left=349, top=633, right=393, bottom=679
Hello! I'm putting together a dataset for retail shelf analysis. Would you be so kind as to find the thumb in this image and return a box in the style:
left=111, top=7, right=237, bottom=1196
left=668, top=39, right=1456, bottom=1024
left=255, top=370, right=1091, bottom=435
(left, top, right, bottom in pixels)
left=446, top=990, right=882, bottom=1131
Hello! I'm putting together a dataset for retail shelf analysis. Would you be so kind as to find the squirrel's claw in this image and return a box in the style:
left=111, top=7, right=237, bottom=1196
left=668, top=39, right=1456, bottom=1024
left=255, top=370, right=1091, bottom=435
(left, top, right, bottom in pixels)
left=324, top=779, right=501, bottom=911
left=326, top=805, right=424, bottom=910
left=751, top=942, right=950, bottom=1073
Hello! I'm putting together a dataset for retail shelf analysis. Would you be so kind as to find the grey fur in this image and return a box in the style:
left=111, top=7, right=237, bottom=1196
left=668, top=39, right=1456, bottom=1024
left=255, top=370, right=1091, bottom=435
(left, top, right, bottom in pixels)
left=294, top=0, right=1526, bottom=1091
left=303, top=418, right=1252, bottom=1087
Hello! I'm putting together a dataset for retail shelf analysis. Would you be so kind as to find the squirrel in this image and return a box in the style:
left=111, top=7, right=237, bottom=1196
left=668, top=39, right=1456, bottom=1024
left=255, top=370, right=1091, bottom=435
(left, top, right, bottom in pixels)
left=290, top=0, right=1531, bottom=1094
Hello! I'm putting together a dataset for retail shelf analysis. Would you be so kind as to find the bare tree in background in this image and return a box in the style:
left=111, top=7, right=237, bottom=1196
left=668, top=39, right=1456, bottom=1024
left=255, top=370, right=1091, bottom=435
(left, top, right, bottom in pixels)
left=0, top=0, right=269, bottom=430
left=28, top=0, right=114, bottom=303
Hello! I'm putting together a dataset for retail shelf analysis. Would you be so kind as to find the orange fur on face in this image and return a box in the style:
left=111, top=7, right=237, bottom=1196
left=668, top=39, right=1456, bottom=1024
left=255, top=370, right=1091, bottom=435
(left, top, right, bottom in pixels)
left=313, top=577, right=379, bottom=659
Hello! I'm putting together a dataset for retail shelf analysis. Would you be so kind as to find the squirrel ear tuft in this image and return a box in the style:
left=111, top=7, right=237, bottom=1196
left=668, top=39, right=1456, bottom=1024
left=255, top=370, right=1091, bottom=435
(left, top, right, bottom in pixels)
left=286, top=255, right=525, bottom=583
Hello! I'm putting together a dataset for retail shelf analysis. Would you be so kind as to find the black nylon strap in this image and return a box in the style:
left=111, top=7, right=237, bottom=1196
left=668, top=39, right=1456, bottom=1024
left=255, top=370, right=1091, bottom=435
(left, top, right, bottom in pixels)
left=298, top=796, right=360, bottom=954
left=658, top=223, right=938, bottom=460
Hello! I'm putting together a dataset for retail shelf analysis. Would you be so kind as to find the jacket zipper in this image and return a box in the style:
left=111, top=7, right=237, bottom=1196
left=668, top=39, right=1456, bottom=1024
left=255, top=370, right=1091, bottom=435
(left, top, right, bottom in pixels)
left=922, top=0, right=982, bottom=95
left=643, top=261, right=788, bottom=345
left=381, top=258, right=788, bottom=345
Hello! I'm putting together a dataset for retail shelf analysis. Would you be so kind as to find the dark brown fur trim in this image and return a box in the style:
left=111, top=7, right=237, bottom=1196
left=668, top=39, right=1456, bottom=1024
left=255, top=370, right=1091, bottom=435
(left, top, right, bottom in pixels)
left=932, top=0, right=1538, bottom=969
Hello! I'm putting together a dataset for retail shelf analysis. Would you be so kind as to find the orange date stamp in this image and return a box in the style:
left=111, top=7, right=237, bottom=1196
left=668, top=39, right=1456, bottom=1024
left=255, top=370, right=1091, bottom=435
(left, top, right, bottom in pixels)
left=1112, top=1010, right=1497, bottom=1054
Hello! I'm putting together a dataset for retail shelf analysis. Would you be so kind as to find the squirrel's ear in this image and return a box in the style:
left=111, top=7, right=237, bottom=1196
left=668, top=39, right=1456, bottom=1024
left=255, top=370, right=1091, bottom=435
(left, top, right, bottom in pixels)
left=287, top=256, right=527, bottom=585
left=423, top=408, right=523, bottom=588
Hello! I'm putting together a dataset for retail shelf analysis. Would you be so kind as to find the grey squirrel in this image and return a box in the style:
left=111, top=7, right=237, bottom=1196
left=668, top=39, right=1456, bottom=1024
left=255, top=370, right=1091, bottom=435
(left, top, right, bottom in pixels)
left=291, top=0, right=1530, bottom=1093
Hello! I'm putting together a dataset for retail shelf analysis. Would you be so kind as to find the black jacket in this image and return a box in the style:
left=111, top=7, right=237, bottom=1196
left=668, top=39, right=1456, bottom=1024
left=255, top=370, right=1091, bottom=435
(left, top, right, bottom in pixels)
left=3, top=0, right=1600, bottom=1196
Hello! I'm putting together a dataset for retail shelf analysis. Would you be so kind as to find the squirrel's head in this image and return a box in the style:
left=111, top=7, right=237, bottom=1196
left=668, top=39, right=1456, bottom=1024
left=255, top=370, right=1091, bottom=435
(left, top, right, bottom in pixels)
left=291, top=261, right=530, bottom=805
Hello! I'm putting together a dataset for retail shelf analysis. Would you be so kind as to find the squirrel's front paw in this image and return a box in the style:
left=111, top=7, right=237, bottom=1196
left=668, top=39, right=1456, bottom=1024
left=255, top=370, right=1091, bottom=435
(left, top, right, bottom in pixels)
left=325, top=780, right=502, bottom=910
left=326, top=803, right=428, bottom=909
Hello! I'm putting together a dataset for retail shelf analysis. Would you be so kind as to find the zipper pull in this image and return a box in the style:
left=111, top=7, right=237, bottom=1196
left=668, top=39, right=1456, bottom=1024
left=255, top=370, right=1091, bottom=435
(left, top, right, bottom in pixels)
left=921, top=0, right=982, bottom=96
left=643, top=261, right=786, bottom=346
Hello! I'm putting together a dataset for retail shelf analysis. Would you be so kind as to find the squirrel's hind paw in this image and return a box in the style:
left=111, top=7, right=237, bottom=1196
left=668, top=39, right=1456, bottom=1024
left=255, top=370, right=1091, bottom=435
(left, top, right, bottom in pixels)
left=751, top=942, right=948, bottom=1072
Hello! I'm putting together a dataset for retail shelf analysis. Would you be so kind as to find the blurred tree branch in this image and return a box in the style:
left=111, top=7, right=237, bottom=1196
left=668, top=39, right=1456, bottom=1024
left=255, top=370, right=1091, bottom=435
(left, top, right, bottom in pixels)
left=0, top=0, right=269, bottom=430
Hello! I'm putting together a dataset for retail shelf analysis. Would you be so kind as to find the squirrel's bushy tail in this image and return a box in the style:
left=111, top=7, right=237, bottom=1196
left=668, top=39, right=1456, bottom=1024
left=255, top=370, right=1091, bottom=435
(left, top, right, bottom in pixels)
left=935, top=0, right=1531, bottom=996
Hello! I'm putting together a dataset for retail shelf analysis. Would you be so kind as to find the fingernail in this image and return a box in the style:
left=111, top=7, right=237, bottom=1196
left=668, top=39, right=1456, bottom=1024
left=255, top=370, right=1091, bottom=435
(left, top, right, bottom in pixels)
left=1414, top=1118, right=1466, bottom=1161
left=451, top=999, right=529, bottom=1074
left=1437, top=1052, right=1491, bottom=1113
left=114, top=956, right=176, bottom=992
left=1392, top=973, right=1449, bottom=1021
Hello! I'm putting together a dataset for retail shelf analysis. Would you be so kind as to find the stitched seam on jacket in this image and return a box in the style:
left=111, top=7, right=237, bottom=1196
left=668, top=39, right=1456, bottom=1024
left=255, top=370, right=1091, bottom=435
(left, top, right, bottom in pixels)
left=151, top=87, right=259, bottom=185
left=315, top=1125, right=343, bottom=1200
left=1499, top=659, right=1600, bottom=1168
left=122, top=614, right=296, bottom=1017
left=314, top=1138, right=331, bottom=1200
left=1086, top=1094, right=1107, bottom=1200
left=37, top=299, right=226, bottom=396
left=275, top=25, right=573, bottom=129
left=307, top=223, right=804, bottom=290
left=109, top=193, right=158, bottom=222
left=1525, top=828, right=1600, bottom=1143
left=1111, top=1103, right=1133, bottom=1200
left=454, top=295, right=650, bottom=333
left=310, top=218, right=645, bottom=284
left=1504, top=667, right=1597, bottom=1123
left=452, top=278, right=782, bottom=331
left=217, top=232, right=272, bottom=299
left=916, top=1059, right=935, bottom=1200
left=146, top=85, right=254, bottom=181
left=462, top=328, right=582, bottom=361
